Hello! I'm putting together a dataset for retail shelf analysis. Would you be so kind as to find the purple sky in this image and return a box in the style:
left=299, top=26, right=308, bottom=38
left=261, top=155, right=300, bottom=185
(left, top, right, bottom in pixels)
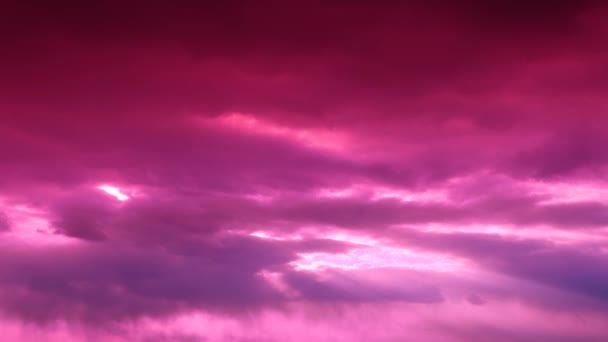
left=2, top=1, right=608, bottom=341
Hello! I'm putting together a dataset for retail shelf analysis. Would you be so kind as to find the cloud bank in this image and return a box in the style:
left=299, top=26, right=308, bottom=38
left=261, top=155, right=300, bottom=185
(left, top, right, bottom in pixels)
left=1, top=1, right=608, bottom=340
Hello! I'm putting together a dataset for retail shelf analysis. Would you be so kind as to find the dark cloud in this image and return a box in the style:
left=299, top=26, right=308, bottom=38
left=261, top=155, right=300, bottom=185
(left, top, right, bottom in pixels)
left=0, top=212, right=10, bottom=232
left=392, top=228, right=608, bottom=303
left=43, top=177, right=608, bottom=247
left=0, top=235, right=354, bottom=323
left=513, top=127, right=608, bottom=178
left=283, top=268, right=444, bottom=303
left=1, top=0, right=608, bottom=339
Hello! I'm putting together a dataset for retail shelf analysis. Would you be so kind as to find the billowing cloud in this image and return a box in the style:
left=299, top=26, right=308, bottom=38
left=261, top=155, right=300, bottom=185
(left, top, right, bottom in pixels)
left=1, top=0, right=608, bottom=340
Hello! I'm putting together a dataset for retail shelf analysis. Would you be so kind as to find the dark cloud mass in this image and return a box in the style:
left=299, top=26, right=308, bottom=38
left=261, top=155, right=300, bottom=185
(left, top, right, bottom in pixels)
left=0, top=212, right=10, bottom=232
left=1, top=1, right=608, bottom=341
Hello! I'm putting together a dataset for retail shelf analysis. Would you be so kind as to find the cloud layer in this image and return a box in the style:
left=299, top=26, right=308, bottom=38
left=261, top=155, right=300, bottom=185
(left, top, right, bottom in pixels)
left=1, top=1, right=608, bottom=340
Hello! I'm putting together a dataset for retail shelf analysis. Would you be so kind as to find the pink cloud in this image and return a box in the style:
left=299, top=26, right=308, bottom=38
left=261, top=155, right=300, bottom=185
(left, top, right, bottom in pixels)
left=1, top=0, right=608, bottom=340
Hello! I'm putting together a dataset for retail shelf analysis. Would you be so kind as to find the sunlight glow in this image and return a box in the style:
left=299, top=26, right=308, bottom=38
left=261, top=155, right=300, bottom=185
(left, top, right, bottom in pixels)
left=0, top=199, right=74, bottom=244
left=315, top=184, right=448, bottom=203
left=526, top=181, right=608, bottom=204
left=98, top=185, right=129, bottom=201
left=250, top=231, right=302, bottom=241
left=205, top=112, right=349, bottom=152
left=291, top=245, right=468, bottom=272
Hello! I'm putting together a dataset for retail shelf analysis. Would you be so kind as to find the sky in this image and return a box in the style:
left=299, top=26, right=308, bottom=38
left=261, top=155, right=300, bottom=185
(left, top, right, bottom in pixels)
left=1, top=1, right=608, bottom=341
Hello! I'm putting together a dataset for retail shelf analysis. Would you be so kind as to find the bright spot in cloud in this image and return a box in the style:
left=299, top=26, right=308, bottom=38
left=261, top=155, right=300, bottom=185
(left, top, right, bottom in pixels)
left=0, top=199, right=73, bottom=244
left=371, top=187, right=447, bottom=203
left=250, top=231, right=275, bottom=239
left=316, top=184, right=448, bottom=203
left=317, top=188, right=357, bottom=198
left=98, top=185, right=129, bottom=201
left=525, top=180, right=608, bottom=204
left=205, top=112, right=349, bottom=152
left=291, top=245, right=468, bottom=272
left=250, top=231, right=302, bottom=241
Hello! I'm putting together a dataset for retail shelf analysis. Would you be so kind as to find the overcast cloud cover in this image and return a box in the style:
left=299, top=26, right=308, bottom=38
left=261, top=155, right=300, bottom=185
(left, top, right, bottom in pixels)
left=1, top=1, right=608, bottom=341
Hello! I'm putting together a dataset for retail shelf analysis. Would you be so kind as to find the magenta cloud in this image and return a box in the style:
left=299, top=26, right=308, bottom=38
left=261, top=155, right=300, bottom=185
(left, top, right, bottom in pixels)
left=1, top=1, right=608, bottom=341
